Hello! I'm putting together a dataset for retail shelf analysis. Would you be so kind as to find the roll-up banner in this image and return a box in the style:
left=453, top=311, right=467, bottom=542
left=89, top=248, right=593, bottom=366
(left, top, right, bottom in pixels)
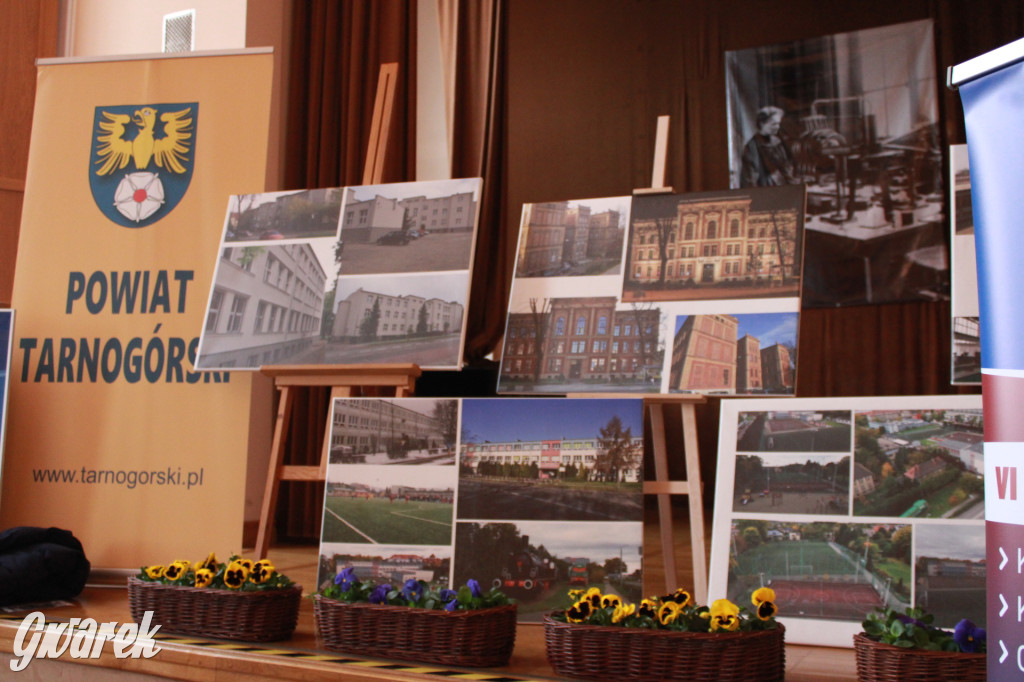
left=3, top=50, right=273, bottom=568
left=951, top=36, right=1024, bottom=679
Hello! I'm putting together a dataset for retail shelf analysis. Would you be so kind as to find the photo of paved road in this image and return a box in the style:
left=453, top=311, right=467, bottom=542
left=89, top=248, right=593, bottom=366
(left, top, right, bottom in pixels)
left=457, top=479, right=642, bottom=521
left=338, top=231, right=475, bottom=275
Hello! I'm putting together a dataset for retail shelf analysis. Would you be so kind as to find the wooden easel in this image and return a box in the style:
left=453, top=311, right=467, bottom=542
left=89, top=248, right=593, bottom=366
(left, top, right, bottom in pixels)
left=254, top=63, right=407, bottom=559
left=629, top=116, right=710, bottom=603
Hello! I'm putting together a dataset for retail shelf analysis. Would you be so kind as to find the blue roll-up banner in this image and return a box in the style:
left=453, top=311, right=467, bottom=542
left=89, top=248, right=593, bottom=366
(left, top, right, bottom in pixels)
left=953, top=36, right=1024, bottom=680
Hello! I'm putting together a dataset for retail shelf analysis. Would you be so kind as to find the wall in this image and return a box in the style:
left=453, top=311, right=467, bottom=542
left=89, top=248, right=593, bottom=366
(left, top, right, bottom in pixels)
left=67, top=0, right=246, bottom=56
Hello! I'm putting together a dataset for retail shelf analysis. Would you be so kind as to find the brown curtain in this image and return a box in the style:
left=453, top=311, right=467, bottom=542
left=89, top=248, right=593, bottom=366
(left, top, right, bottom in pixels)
left=446, top=0, right=510, bottom=363
left=277, top=0, right=417, bottom=541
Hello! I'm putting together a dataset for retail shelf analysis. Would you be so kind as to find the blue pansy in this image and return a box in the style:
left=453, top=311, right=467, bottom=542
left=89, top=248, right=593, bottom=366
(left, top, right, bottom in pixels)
left=334, top=566, right=357, bottom=591
left=954, top=619, right=986, bottom=653
left=402, top=578, right=424, bottom=602
left=467, top=578, right=482, bottom=598
left=368, top=583, right=392, bottom=604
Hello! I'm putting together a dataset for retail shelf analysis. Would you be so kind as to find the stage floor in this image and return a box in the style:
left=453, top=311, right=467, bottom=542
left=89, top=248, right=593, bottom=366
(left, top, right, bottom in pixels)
left=0, top=513, right=860, bottom=680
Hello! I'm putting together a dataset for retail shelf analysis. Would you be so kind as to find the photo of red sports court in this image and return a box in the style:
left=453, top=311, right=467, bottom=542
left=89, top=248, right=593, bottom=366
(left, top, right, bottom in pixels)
left=728, top=521, right=910, bottom=621
left=738, top=411, right=852, bottom=452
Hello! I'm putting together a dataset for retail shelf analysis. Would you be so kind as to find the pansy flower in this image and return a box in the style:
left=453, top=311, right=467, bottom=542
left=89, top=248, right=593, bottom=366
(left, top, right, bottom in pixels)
left=756, top=599, right=778, bottom=620
left=401, top=578, right=424, bottom=603
left=195, top=552, right=218, bottom=573
left=612, top=602, right=635, bottom=624
left=236, top=558, right=255, bottom=572
left=709, top=598, right=741, bottom=631
left=467, top=579, right=482, bottom=598
left=662, top=588, right=692, bottom=607
left=751, top=587, right=776, bottom=606
left=601, top=593, right=622, bottom=610
left=368, top=583, right=392, bottom=604
left=657, top=601, right=683, bottom=626
left=637, top=598, right=659, bottom=619
left=144, top=565, right=165, bottom=580
left=334, top=566, right=357, bottom=591
left=250, top=559, right=275, bottom=584
left=194, top=568, right=214, bottom=588
left=582, top=587, right=603, bottom=608
left=568, top=588, right=585, bottom=602
left=954, top=619, right=986, bottom=653
left=163, top=560, right=190, bottom=581
left=566, top=599, right=593, bottom=623
left=224, top=560, right=250, bottom=589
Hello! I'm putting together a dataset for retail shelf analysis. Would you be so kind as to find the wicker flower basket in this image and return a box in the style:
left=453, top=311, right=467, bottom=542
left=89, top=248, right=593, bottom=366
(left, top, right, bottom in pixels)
left=543, top=611, right=785, bottom=681
left=127, top=576, right=302, bottom=642
left=853, top=633, right=986, bottom=682
left=313, top=595, right=517, bottom=667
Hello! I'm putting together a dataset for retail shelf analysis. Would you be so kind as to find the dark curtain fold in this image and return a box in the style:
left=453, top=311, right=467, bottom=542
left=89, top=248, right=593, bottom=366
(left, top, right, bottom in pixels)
left=277, top=0, right=416, bottom=542
left=449, top=0, right=511, bottom=363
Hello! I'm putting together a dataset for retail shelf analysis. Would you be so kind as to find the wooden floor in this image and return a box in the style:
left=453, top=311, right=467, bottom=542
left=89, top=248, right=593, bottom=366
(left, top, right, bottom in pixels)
left=0, top=505, right=860, bottom=680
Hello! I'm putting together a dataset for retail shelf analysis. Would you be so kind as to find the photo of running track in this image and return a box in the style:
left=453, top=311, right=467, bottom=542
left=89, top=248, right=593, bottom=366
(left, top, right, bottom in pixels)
left=728, top=520, right=910, bottom=621
left=320, top=464, right=455, bottom=545
left=737, top=410, right=852, bottom=452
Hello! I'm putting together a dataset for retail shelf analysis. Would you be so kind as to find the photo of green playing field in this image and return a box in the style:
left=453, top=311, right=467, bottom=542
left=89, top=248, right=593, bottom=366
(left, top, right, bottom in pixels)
left=322, top=494, right=454, bottom=544
left=320, top=463, right=456, bottom=545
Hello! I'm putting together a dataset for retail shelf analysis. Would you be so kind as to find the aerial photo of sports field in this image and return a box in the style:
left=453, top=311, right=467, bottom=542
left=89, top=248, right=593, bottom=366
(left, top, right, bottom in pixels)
left=737, top=410, right=852, bottom=452
left=727, top=520, right=911, bottom=622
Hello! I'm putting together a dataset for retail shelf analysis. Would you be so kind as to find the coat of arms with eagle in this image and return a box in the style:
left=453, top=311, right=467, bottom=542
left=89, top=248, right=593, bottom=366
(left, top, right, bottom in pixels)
left=89, top=103, right=198, bottom=228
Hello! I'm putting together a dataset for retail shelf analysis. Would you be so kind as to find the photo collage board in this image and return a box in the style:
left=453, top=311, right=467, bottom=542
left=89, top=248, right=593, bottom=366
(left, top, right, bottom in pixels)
left=950, top=144, right=980, bottom=385
left=709, top=395, right=985, bottom=647
left=315, top=396, right=645, bottom=623
left=498, top=185, right=806, bottom=396
left=194, top=178, right=482, bottom=370
left=726, top=18, right=947, bottom=308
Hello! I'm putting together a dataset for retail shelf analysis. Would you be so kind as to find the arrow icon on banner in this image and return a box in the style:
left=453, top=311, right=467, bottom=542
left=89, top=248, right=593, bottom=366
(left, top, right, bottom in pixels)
left=1001, top=546, right=1009, bottom=570
left=1001, top=640, right=1009, bottom=664
left=1001, top=594, right=1009, bottom=617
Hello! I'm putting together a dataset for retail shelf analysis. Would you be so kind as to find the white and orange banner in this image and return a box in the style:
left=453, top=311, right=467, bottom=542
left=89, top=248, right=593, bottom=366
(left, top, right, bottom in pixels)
left=3, top=50, right=273, bottom=568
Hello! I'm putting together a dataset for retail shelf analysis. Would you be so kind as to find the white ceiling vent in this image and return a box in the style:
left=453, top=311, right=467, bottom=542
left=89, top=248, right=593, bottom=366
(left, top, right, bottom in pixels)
left=163, top=9, right=196, bottom=53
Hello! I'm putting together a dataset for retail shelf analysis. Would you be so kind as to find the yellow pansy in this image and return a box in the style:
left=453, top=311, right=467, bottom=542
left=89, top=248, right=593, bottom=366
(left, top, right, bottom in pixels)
left=601, top=593, right=622, bottom=609
left=612, top=602, right=635, bottom=623
left=565, top=599, right=593, bottom=623
left=662, top=587, right=692, bottom=607
left=657, top=601, right=683, bottom=626
left=224, top=560, right=250, bottom=589
left=194, top=568, right=214, bottom=588
left=582, top=587, right=603, bottom=608
left=144, top=565, right=164, bottom=580
left=709, top=598, right=741, bottom=631
left=250, top=559, right=275, bottom=584
left=162, top=560, right=189, bottom=581
left=751, top=587, right=776, bottom=606
left=638, top=598, right=659, bottom=618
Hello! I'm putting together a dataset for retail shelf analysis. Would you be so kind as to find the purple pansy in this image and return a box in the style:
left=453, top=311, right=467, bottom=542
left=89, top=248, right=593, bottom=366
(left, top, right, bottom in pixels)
left=402, top=578, right=424, bottom=602
left=954, top=619, right=986, bottom=653
left=467, top=578, right=482, bottom=598
left=334, top=566, right=357, bottom=591
left=368, top=583, right=392, bottom=604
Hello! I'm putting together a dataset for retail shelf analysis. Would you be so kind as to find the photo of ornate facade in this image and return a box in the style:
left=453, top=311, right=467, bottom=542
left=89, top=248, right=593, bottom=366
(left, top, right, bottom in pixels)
left=624, top=189, right=802, bottom=301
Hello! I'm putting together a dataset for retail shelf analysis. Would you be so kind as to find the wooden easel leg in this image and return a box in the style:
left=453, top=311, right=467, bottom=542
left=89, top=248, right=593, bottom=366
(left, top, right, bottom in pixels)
left=681, top=401, right=708, bottom=604
left=648, top=403, right=678, bottom=595
left=255, top=385, right=295, bottom=559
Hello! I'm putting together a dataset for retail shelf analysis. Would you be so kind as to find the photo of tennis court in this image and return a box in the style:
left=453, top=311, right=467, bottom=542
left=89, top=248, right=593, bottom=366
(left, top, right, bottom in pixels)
left=733, top=453, right=850, bottom=514
left=320, top=464, right=455, bottom=545
left=727, top=520, right=910, bottom=622
left=737, top=410, right=852, bottom=452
